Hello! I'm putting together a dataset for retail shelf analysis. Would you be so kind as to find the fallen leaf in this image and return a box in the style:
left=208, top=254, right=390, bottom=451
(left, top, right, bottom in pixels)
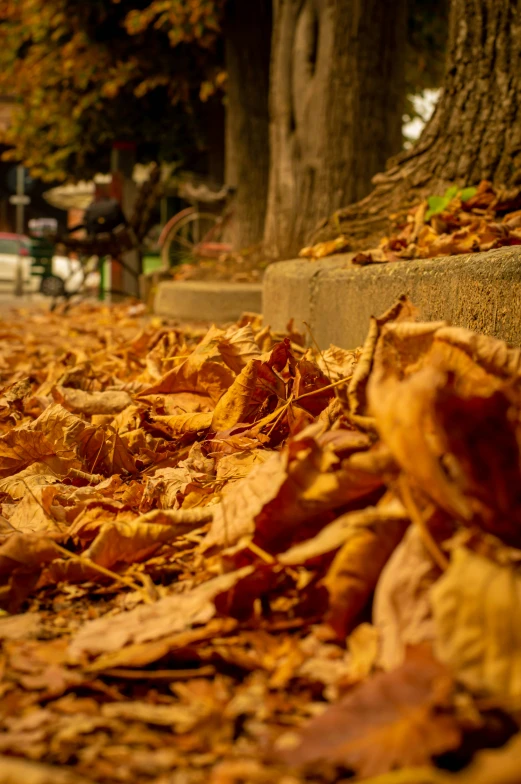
left=52, top=387, right=133, bottom=415
left=345, top=622, right=381, bottom=684
left=279, top=499, right=407, bottom=566
left=0, top=612, right=42, bottom=640
left=68, top=567, right=254, bottom=659
left=431, top=547, right=521, bottom=700
left=323, top=505, right=409, bottom=638
left=299, top=235, right=350, bottom=259
left=348, top=296, right=417, bottom=417
left=0, top=755, right=95, bottom=784
left=374, top=526, right=440, bottom=670
left=276, top=648, right=460, bottom=777
left=204, top=437, right=383, bottom=553
left=211, top=359, right=277, bottom=432
left=139, top=326, right=234, bottom=403
left=79, top=507, right=213, bottom=568
left=86, top=618, right=237, bottom=672
left=102, top=699, right=211, bottom=732
left=147, top=411, right=213, bottom=436
left=362, top=731, right=521, bottom=784
left=218, top=323, right=262, bottom=373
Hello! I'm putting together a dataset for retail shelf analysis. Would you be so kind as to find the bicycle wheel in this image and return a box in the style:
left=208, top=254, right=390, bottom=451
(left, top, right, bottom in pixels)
left=161, top=212, right=220, bottom=268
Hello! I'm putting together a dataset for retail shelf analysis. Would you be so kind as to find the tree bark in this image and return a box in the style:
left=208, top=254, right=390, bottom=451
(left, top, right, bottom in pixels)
left=318, top=0, right=521, bottom=249
left=224, top=0, right=272, bottom=250
left=203, top=97, right=225, bottom=185
left=264, top=0, right=407, bottom=259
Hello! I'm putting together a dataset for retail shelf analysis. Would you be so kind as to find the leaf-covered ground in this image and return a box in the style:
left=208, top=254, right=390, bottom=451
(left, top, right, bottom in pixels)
left=1, top=298, right=521, bottom=784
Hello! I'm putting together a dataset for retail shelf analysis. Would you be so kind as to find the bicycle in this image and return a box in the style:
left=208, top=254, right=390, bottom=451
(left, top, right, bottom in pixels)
left=30, top=207, right=141, bottom=310
left=158, top=181, right=235, bottom=269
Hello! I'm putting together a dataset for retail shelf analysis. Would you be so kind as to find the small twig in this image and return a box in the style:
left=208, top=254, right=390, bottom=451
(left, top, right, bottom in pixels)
left=247, top=541, right=276, bottom=564
left=51, top=542, right=153, bottom=601
left=266, top=396, right=293, bottom=436
left=303, top=320, right=333, bottom=384
left=399, top=476, right=449, bottom=571
left=294, top=376, right=349, bottom=401
left=102, top=665, right=216, bottom=680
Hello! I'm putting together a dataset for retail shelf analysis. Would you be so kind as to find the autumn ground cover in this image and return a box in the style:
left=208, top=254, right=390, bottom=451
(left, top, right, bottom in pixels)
left=301, top=181, right=521, bottom=263
left=0, top=298, right=521, bottom=783
left=170, top=180, right=521, bottom=284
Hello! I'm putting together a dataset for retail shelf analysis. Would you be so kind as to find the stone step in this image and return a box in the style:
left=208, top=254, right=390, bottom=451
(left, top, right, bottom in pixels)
left=263, top=247, right=521, bottom=348
left=154, top=280, right=263, bottom=323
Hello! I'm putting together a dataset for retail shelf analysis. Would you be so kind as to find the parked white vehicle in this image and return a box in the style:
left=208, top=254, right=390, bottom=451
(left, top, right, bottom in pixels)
left=0, top=233, right=99, bottom=296
left=0, top=233, right=36, bottom=293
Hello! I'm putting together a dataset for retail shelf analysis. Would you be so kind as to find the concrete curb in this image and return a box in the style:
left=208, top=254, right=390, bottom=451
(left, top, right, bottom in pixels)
left=263, top=247, right=521, bottom=348
left=154, top=280, right=263, bottom=322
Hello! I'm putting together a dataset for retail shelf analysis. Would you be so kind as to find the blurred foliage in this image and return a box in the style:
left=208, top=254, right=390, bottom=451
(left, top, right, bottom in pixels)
left=405, top=0, right=449, bottom=124
left=0, top=0, right=226, bottom=180
left=0, top=0, right=448, bottom=181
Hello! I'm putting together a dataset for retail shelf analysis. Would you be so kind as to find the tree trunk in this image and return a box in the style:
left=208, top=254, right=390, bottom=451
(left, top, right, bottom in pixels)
left=318, top=0, right=521, bottom=249
left=203, top=97, right=225, bottom=185
left=263, top=0, right=407, bottom=259
left=224, top=0, right=272, bottom=250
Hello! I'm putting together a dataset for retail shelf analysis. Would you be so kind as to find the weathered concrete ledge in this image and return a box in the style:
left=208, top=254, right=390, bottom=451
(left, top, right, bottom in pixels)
left=263, top=247, right=521, bottom=348
left=154, top=280, right=263, bottom=322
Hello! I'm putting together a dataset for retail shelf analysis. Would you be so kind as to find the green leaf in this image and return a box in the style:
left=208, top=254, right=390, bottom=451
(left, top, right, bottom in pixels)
left=459, top=186, right=477, bottom=202
left=443, top=185, right=459, bottom=201
left=426, top=195, right=449, bottom=220
left=426, top=184, right=470, bottom=220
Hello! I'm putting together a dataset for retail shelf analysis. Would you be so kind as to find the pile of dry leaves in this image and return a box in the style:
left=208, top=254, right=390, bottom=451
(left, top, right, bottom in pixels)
left=300, top=180, right=521, bottom=263
left=1, top=298, right=521, bottom=784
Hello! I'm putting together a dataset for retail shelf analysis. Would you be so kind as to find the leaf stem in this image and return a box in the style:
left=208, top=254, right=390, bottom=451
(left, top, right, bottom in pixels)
left=399, top=477, right=449, bottom=571
left=294, top=376, right=349, bottom=401
left=51, top=541, right=153, bottom=601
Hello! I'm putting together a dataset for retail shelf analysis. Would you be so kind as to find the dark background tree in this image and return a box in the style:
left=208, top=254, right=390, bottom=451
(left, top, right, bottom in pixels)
left=223, top=0, right=272, bottom=249
left=0, top=0, right=226, bottom=181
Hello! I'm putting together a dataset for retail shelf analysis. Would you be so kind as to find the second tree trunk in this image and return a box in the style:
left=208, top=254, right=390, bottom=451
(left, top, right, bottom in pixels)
left=224, top=0, right=272, bottom=251
left=263, top=0, right=407, bottom=259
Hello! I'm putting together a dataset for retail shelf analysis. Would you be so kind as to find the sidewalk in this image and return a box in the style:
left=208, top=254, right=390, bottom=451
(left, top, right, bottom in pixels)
left=0, top=293, right=48, bottom=316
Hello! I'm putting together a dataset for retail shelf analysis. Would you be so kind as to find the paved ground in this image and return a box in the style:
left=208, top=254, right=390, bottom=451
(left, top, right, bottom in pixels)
left=0, top=292, right=49, bottom=316
left=154, top=280, right=263, bottom=323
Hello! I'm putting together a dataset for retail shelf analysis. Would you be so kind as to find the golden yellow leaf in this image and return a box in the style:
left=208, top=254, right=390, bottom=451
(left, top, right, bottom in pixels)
left=147, top=411, right=213, bottom=436
left=348, top=296, right=418, bottom=416
left=323, top=506, right=409, bottom=638
left=86, top=619, right=236, bottom=673
left=52, top=386, right=133, bottom=416
left=431, top=547, right=521, bottom=700
left=0, top=756, right=93, bottom=784
left=298, top=235, right=350, bottom=259
left=211, top=359, right=270, bottom=432
left=217, top=323, right=262, bottom=373
left=374, top=526, right=440, bottom=670
left=276, top=648, right=460, bottom=777
left=138, top=326, right=234, bottom=403
left=68, top=568, right=254, bottom=659
left=204, top=438, right=383, bottom=553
